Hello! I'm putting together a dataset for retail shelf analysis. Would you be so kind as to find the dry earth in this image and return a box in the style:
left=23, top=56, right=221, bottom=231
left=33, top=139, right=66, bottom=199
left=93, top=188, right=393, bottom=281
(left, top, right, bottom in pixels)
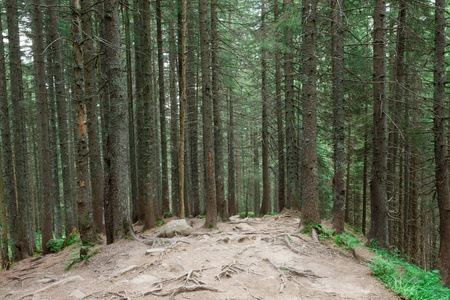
left=0, top=213, right=398, bottom=300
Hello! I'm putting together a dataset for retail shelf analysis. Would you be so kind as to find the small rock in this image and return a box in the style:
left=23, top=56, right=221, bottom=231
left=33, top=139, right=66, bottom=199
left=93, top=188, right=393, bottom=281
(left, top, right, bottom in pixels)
left=234, top=223, right=253, bottom=231
left=69, top=289, right=86, bottom=299
left=145, top=248, right=165, bottom=255
left=157, top=219, right=194, bottom=238
left=353, top=247, right=376, bottom=263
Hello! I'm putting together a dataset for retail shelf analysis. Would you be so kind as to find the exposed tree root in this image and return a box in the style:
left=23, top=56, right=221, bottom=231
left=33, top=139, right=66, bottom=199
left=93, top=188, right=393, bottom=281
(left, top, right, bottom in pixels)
left=244, top=286, right=263, bottom=300
left=145, top=285, right=224, bottom=299
left=264, top=257, right=320, bottom=293
left=215, top=260, right=245, bottom=281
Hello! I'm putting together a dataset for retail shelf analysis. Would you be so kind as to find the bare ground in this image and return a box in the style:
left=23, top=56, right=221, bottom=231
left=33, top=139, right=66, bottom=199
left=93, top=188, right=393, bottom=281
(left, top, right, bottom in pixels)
left=0, top=213, right=398, bottom=300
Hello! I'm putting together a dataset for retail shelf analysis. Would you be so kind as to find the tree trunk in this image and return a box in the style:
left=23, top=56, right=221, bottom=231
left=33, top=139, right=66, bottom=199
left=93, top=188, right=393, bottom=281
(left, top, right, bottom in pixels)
left=274, top=0, right=285, bottom=213
left=211, top=0, right=226, bottom=220
left=331, top=0, right=346, bottom=234
left=187, top=0, right=200, bottom=217
left=284, top=0, right=297, bottom=210
left=369, top=0, right=389, bottom=249
left=32, top=0, right=53, bottom=255
left=169, top=0, right=180, bottom=217
left=46, top=0, right=76, bottom=238
left=156, top=0, right=169, bottom=214
left=410, top=76, right=419, bottom=264
left=103, top=0, right=131, bottom=243
left=179, top=0, right=187, bottom=218
left=6, top=0, right=33, bottom=259
left=81, top=0, right=105, bottom=234
left=362, top=97, right=368, bottom=235
left=434, top=0, right=450, bottom=286
left=260, top=0, right=270, bottom=216
left=301, top=0, right=320, bottom=227
left=0, top=2, right=17, bottom=263
left=71, top=0, right=97, bottom=246
left=199, top=0, right=217, bottom=228
left=228, top=88, right=236, bottom=217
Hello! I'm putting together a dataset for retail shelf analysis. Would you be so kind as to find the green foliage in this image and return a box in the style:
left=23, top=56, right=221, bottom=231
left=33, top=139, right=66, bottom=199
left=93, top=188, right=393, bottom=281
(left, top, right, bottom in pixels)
left=156, top=218, right=165, bottom=227
left=163, top=211, right=172, bottom=218
left=334, top=232, right=361, bottom=251
left=46, top=239, right=65, bottom=253
left=368, top=250, right=450, bottom=300
left=237, top=211, right=256, bottom=218
left=65, top=245, right=99, bottom=271
left=46, top=232, right=79, bottom=254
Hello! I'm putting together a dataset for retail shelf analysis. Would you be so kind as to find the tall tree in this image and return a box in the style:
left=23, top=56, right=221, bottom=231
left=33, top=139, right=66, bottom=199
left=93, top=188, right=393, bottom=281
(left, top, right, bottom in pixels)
left=301, top=0, right=320, bottom=228
left=32, top=0, right=53, bottom=255
left=156, top=0, right=170, bottom=214
left=211, top=0, right=226, bottom=220
left=274, top=0, right=285, bottom=212
left=169, top=0, right=180, bottom=218
left=199, top=0, right=217, bottom=228
left=228, top=88, right=236, bottom=217
left=284, top=0, right=297, bottom=209
left=434, top=0, right=450, bottom=286
left=71, top=0, right=97, bottom=246
left=46, top=0, right=76, bottom=238
left=103, top=0, right=131, bottom=243
left=179, top=0, right=187, bottom=218
left=260, top=0, right=270, bottom=216
left=0, top=2, right=17, bottom=263
left=369, top=0, right=389, bottom=249
left=7, top=0, right=33, bottom=258
left=331, top=0, right=346, bottom=234
left=81, top=0, right=104, bottom=233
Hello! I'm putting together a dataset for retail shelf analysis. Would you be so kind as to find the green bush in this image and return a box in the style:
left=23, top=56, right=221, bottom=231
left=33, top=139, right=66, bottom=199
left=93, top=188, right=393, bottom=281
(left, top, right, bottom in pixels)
left=46, top=239, right=65, bottom=253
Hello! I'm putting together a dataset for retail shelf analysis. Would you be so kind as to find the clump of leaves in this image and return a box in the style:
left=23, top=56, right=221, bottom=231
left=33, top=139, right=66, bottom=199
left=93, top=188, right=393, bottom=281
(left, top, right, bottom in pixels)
left=164, top=211, right=173, bottom=218
left=368, top=249, right=450, bottom=300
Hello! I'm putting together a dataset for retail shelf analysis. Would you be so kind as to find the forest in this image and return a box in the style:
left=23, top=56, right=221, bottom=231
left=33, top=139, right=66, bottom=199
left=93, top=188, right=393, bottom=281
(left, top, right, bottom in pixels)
left=0, top=0, right=450, bottom=292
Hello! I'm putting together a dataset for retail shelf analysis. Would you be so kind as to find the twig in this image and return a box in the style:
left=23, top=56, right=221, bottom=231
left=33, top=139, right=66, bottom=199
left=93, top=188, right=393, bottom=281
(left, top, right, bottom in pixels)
left=244, top=286, right=263, bottom=300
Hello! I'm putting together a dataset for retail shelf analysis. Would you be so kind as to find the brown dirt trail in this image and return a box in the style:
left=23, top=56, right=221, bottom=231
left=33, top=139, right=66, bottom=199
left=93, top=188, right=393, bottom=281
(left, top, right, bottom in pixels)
left=0, top=213, right=398, bottom=300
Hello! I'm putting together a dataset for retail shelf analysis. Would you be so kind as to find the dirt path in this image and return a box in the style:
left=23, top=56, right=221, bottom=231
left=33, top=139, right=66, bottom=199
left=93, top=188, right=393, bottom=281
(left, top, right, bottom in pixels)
left=0, top=214, right=398, bottom=299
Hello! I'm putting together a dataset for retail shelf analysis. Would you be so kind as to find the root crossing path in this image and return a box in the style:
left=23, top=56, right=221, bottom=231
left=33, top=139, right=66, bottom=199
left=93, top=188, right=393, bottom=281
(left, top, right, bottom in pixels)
left=0, top=213, right=398, bottom=300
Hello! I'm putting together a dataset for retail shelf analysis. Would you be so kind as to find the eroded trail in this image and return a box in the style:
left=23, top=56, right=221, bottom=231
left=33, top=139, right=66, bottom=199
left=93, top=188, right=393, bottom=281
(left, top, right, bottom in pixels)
left=0, top=214, right=397, bottom=299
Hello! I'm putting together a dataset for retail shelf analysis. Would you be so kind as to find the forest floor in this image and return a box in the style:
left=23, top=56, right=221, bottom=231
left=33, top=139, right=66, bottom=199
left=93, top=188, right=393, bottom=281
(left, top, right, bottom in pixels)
left=0, top=211, right=398, bottom=300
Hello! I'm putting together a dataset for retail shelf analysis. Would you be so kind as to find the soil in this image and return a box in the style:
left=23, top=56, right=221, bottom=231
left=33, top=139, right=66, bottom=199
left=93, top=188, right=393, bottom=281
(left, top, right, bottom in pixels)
left=0, top=212, right=398, bottom=300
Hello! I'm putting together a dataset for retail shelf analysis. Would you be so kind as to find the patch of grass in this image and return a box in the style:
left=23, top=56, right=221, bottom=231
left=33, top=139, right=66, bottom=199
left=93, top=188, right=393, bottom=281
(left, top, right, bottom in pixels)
left=163, top=211, right=172, bottom=218
left=46, top=230, right=80, bottom=254
left=334, top=232, right=361, bottom=251
left=66, top=246, right=100, bottom=271
left=368, top=249, right=450, bottom=300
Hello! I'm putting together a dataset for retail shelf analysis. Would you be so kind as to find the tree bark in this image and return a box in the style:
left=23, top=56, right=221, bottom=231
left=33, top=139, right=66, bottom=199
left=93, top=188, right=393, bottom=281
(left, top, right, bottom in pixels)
left=71, top=0, right=97, bottom=246
left=81, top=0, right=105, bottom=234
left=284, top=0, right=297, bottom=210
left=434, top=0, right=450, bottom=286
left=199, top=0, right=217, bottom=228
left=0, top=2, right=17, bottom=263
left=156, top=0, right=170, bottom=214
left=103, top=0, right=131, bottom=243
left=331, top=0, right=346, bottom=234
left=274, top=0, right=285, bottom=213
left=211, top=0, right=226, bottom=220
left=301, top=0, right=320, bottom=227
left=6, top=0, right=33, bottom=258
left=369, top=0, right=389, bottom=249
left=46, top=0, right=76, bottom=238
left=33, top=0, right=53, bottom=255
left=228, top=88, right=236, bottom=217
left=179, top=0, right=187, bottom=218
left=260, top=0, right=270, bottom=216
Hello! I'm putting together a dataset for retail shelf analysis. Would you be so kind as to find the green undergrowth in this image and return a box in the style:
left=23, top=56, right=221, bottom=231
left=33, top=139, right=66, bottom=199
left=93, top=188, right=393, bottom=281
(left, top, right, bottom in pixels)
left=46, top=230, right=81, bottom=253
left=318, top=224, right=450, bottom=299
left=369, top=249, right=450, bottom=300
